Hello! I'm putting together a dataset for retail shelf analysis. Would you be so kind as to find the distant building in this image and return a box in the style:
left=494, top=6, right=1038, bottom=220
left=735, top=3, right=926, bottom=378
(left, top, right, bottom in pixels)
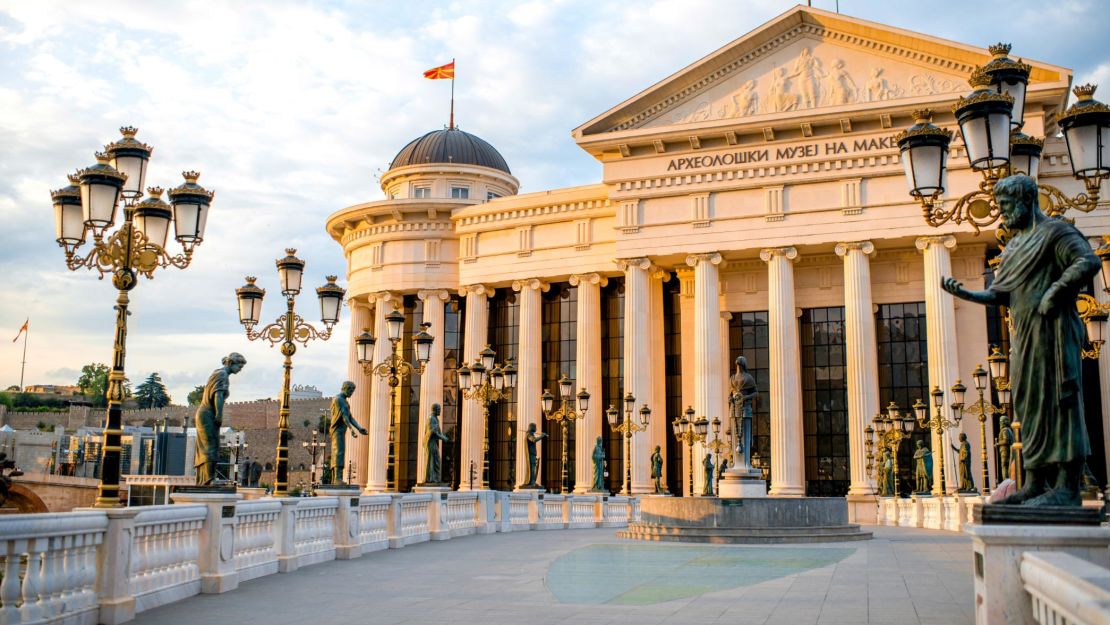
left=23, top=385, right=81, bottom=396
left=290, top=384, right=323, bottom=400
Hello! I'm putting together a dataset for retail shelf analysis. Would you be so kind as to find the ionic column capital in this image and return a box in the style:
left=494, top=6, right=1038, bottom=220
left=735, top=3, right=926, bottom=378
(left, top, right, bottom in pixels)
left=417, top=289, right=451, bottom=303
left=568, top=273, right=609, bottom=288
left=834, top=241, right=876, bottom=257
left=347, top=297, right=371, bottom=311
left=458, top=284, right=494, bottom=297
left=511, top=278, right=550, bottom=293
left=685, top=252, right=723, bottom=268
left=651, top=267, right=671, bottom=282
left=614, top=257, right=653, bottom=272
left=914, top=235, right=957, bottom=253
left=759, top=247, right=798, bottom=262
left=370, top=291, right=399, bottom=308
left=721, top=311, right=733, bottom=321
left=675, top=267, right=695, bottom=298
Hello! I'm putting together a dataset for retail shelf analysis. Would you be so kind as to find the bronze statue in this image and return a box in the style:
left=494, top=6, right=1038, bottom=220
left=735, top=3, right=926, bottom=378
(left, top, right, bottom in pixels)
left=913, top=440, right=933, bottom=494
left=194, top=353, right=246, bottom=485
left=591, top=436, right=606, bottom=492
left=651, top=445, right=664, bottom=494
left=702, top=453, right=715, bottom=496
left=996, top=415, right=1014, bottom=481
left=955, top=432, right=976, bottom=494
left=878, top=448, right=893, bottom=497
left=327, top=381, right=367, bottom=485
left=424, top=404, right=450, bottom=484
left=942, top=174, right=1099, bottom=507
left=0, top=452, right=23, bottom=507
left=522, top=422, right=548, bottom=488
left=728, top=356, right=758, bottom=468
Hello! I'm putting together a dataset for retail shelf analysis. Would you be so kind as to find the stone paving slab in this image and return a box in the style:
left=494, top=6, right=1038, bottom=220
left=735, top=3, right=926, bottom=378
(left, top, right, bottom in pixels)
left=130, top=525, right=973, bottom=625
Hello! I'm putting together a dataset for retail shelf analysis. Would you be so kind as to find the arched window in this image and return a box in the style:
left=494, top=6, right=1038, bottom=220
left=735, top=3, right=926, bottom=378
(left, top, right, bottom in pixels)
left=264, top=462, right=274, bottom=471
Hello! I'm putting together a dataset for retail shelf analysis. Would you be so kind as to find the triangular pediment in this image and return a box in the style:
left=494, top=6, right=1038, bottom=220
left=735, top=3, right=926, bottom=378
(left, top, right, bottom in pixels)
left=573, top=5, right=1069, bottom=140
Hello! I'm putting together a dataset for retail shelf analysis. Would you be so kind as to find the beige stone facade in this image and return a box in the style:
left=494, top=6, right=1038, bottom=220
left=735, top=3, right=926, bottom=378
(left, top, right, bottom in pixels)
left=326, top=6, right=1109, bottom=508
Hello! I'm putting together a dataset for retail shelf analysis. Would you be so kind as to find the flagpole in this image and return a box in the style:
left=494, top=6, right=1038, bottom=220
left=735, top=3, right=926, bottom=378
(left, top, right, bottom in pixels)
left=19, top=324, right=28, bottom=392
left=449, top=57, right=456, bottom=129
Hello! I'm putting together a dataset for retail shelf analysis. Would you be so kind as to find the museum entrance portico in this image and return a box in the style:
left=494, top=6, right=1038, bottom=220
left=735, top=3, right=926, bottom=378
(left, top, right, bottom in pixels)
left=326, top=5, right=1107, bottom=512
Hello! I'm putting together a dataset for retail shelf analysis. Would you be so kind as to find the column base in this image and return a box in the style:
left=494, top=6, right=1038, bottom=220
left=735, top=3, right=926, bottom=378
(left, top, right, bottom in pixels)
left=200, top=572, right=239, bottom=595
left=768, top=484, right=805, bottom=497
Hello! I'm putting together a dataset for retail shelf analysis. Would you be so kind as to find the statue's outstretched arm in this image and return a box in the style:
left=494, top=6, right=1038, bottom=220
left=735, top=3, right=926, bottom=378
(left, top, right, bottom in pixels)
left=941, top=277, right=1007, bottom=306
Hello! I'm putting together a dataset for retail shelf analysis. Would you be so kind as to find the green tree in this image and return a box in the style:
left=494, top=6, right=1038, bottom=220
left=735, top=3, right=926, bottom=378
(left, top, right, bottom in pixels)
left=134, top=372, right=171, bottom=409
left=187, top=385, right=205, bottom=405
left=77, top=363, right=110, bottom=407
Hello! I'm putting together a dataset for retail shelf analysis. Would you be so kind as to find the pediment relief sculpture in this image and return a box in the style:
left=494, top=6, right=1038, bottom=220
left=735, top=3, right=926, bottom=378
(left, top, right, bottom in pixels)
left=656, top=42, right=965, bottom=127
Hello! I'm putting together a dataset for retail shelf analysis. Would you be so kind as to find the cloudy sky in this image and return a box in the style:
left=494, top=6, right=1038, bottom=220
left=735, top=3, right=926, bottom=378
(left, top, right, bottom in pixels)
left=1, top=0, right=1107, bottom=405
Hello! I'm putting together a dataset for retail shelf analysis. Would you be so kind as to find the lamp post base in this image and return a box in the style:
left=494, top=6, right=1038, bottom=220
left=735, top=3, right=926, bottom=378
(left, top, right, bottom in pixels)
left=718, top=468, right=767, bottom=499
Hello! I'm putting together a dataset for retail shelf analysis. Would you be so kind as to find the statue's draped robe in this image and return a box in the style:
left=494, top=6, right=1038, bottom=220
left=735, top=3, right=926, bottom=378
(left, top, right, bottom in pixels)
left=592, top=444, right=605, bottom=491
left=425, top=418, right=449, bottom=483
left=329, top=394, right=352, bottom=481
left=991, top=218, right=1096, bottom=469
left=194, top=368, right=229, bottom=484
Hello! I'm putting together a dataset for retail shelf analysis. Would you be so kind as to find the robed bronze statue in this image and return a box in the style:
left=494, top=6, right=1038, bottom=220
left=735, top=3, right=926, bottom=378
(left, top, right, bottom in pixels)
left=942, top=174, right=1099, bottom=507
left=913, top=440, right=933, bottom=494
left=591, top=436, right=606, bottom=492
left=702, top=453, right=715, bottom=496
left=651, top=445, right=665, bottom=494
left=424, top=404, right=450, bottom=485
left=996, top=415, right=1014, bottom=481
left=194, top=353, right=246, bottom=485
left=955, top=432, right=976, bottom=494
left=328, top=381, right=367, bottom=484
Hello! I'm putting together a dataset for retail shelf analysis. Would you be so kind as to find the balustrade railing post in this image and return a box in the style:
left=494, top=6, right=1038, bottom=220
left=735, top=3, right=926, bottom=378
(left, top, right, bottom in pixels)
left=428, top=493, right=449, bottom=541
left=170, top=491, right=240, bottom=593
left=316, top=489, right=361, bottom=560
left=386, top=494, right=404, bottom=549
left=97, top=507, right=139, bottom=625
left=272, top=498, right=300, bottom=573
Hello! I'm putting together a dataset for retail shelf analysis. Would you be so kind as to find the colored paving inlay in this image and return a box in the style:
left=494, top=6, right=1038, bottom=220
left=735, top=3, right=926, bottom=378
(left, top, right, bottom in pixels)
left=545, top=543, right=855, bottom=605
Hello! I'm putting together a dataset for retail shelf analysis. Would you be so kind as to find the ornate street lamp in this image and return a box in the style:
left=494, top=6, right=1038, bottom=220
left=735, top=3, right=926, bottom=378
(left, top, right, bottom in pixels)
left=963, top=363, right=1004, bottom=495
left=541, top=373, right=588, bottom=494
left=236, top=250, right=342, bottom=497
left=356, top=314, right=434, bottom=492
left=916, top=386, right=959, bottom=496
left=606, top=393, right=648, bottom=495
left=672, top=406, right=708, bottom=496
left=869, top=403, right=914, bottom=498
left=302, top=430, right=326, bottom=493
left=50, top=127, right=212, bottom=507
left=456, top=346, right=515, bottom=489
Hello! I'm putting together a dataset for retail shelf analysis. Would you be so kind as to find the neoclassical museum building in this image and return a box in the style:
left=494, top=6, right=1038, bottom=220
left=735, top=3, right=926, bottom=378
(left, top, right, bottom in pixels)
left=326, top=5, right=1109, bottom=517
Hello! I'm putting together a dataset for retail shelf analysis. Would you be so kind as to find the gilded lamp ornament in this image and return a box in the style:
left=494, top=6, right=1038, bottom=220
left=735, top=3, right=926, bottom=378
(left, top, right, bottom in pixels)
left=455, top=346, right=516, bottom=489
left=236, top=250, right=344, bottom=496
left=49, top=127, right=213, bottom=507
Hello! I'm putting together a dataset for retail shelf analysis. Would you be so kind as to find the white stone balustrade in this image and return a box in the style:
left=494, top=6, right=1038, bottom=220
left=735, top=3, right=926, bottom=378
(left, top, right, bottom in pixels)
left=129, top=505, right=205, bottom=613
left=234, top=500, right=280, bottom=582
left=1022, top=552, right=1110, bottom=625
left=356, top=495, right=390, bottom=553
left=0, top=491, right=635, bottom=625
left=293, top=498, right=338, bottom=568
left=0, top=511, right=105, bottom=625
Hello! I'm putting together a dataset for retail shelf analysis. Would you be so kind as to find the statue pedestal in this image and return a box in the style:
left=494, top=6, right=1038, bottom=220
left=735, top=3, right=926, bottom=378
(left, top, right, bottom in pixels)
left=717, top=468, right=766, bottom=499
left=315, top=487, right=362, bottom=559
left=846, top=494, right=878, bottom=524
left=170, top=490, right=242, bottom=594
left=966, top=521, right=1110, bottom=625
left=237, top=487, right=267, bottom=500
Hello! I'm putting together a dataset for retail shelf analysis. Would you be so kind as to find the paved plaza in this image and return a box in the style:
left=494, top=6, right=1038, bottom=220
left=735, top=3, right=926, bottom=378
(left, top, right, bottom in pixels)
left=132, top=526, right=973, bottom=625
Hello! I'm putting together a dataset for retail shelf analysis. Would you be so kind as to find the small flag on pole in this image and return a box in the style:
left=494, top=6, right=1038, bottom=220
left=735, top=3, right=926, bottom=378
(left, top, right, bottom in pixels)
left=423, top=60, right=455, bottom=80
left=12, top=319, right=27, bottom=343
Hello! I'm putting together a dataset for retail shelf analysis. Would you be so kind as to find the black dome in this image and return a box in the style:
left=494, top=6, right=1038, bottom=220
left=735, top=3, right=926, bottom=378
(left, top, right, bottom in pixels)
left=389, top=128, right=510, bottom=174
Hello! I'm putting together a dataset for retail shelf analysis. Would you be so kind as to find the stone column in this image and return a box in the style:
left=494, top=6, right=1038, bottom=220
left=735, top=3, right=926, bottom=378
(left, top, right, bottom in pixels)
left=835, top=241, right=879, bottom=496
left=675, top=267, right=696, bottom=495
left=616, top=258, right=653, bottom=494
left=364, top=292, right=397, bottom=494
left=512, top=278, right=549, bottom=489
left=569, top=273, right=607, bottom=493
left=686, top=252, right=724, bottom=495
left=760, top=247, right=805, bottom=497
left=650, top=268, right=669, bottom=481
left=458, top=284, right=491, bottom=490
left=417, top=289, right=450, bottom=485
left=347, top=299, right=373, bottom=486
left=916, top=235, right=960, bottom=494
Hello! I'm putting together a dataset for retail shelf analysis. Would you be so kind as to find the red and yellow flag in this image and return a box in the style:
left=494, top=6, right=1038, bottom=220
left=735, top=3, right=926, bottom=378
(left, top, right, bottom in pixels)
left=11, top=319, right=27, bottom=343
left=424, top=61, right=455, bottom=80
